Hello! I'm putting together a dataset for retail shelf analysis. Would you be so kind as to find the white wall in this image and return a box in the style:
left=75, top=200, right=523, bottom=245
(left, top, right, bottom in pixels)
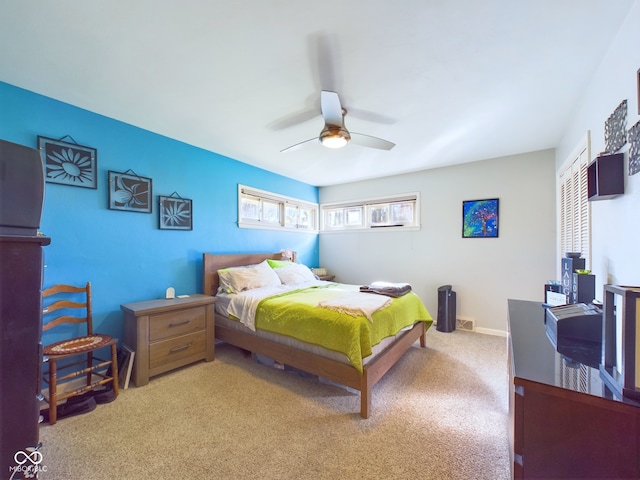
left=556, top=0, right=640, bottom=293
left=319, top=149, right=556, bottom=334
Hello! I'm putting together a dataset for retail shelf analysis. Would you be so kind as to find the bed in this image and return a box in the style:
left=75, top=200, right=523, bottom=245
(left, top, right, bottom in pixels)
left=202, top=252, right=433, bottom=418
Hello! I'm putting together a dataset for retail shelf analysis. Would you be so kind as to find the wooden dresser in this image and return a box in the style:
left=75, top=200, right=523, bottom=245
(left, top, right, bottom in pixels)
left=0, top=235, right=50, bottom=475
left=508, top=299, right=640, bottom=479
left=121, top=295, right=216, bottom=387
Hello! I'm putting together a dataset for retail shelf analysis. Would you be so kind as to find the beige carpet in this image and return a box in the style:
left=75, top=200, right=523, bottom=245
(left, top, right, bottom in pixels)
left=38, top=329, right=510, bottom=479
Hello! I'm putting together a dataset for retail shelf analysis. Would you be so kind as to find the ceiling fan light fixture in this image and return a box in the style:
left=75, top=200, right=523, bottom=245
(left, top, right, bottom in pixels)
left=320, top=126, right=350, bottom=149
left=321, top=135, right=348, bottom=148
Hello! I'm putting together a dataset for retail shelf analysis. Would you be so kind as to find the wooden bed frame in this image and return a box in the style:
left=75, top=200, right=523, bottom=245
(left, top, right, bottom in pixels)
left=202, top=252, right=427, bottom=418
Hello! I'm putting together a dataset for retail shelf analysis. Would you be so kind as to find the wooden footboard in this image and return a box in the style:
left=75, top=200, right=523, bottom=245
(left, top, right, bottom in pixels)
left=216, top=319, right=426, bottom=418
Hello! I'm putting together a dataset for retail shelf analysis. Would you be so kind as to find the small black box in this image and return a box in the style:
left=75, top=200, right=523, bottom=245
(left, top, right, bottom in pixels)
left=572, top=273, right=596, bottom=304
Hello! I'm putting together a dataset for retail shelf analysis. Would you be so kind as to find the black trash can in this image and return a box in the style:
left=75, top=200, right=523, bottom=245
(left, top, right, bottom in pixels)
left=436, top=285, right=456, bottom=332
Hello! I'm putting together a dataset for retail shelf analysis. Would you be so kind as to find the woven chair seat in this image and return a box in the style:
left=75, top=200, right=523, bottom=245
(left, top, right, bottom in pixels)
left=44, top=334, right=113, bottom=355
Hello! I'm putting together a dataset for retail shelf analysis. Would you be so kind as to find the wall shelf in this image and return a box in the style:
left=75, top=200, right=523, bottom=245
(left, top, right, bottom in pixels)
left=587, top=152, right=624, bottom=201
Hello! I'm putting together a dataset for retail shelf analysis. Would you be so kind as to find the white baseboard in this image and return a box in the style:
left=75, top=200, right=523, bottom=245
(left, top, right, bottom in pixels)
left=474, top=327, right=508, bottom=337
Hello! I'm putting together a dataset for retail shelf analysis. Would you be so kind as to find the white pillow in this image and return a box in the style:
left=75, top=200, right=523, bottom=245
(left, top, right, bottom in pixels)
left=218, top=260, right=281, bottom=293
left=274, top=263, right=317, bottom=285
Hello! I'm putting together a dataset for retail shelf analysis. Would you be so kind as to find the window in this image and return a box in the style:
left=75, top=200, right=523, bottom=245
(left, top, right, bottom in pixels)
left=321, top=193, right=420, bottom=232
left=238, top=185, right=318, bottom=232
left=558, top=133, right=591, bottom=265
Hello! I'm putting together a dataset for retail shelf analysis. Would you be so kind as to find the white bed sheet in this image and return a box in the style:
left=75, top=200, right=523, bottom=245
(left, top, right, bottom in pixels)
left=220, top=280, right=328, bottom=331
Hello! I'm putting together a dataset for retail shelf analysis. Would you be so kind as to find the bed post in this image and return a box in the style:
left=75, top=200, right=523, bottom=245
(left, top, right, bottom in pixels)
left=360, top=370, right=371, bottom=419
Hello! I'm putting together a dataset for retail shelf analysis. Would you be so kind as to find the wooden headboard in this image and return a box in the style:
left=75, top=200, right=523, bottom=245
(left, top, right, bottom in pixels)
left=202, top=252, right=296, bottom=296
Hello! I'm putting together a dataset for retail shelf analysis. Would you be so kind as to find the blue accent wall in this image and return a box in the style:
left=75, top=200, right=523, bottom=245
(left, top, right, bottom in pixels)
left=0, top=81, right=319, bottom=344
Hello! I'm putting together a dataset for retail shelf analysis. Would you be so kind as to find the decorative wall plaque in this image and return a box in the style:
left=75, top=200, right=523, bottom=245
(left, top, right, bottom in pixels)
left=604, top=100, right=627, bottom=154
left=38, top=135, right=97, bottom=189
left=108, top=170, right=152, bottom=213
left=159, top=193, right=192, bottom=230
left=629, top=119, right=640, bottom=176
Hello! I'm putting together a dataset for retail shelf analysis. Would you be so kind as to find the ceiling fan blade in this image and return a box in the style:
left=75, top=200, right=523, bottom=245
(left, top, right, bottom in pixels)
left=268, top=108, right=319, bottom=131
left=320, top=91, right=344, bottom=126
left=347, top=106, right=397, bottom=125
left=309, top=32, right=342, bottom=93
left=280, top=138, right=318, bottom=153
left=350, top=133, right=395, bottom=151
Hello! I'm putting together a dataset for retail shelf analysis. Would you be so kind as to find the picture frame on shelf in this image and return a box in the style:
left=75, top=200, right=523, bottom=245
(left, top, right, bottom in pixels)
left=462, top=198, right=499, bottom=238
left=108, top=170, right=152, bottom=213
left=158, top=193, right=193, bottom=230
left=37, top=135, right=97, bottom=189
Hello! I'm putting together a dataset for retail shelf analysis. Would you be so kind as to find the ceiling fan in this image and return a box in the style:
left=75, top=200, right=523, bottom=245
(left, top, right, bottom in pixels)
left=280, top=91, right=395, bottom=153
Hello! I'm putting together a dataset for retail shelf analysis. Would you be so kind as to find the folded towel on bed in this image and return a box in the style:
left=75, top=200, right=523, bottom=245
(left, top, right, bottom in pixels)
left=318, top=292, right=391, bottom=322
left=359, top=282, right=412, bottom=298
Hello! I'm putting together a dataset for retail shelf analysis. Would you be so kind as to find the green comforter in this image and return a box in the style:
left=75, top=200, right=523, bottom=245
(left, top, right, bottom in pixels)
left=252, top=284, right=432, bottom=373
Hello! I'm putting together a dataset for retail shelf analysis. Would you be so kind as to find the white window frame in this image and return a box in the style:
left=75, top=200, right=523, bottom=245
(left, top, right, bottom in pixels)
left=320, top=193, right=420, bottom=233
left=238, top=185, right=318, bottom=232
left=557, top=132, right=591, bottom=270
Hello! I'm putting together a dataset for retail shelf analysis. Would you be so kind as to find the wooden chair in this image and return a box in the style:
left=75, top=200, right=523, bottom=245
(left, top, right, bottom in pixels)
left=42, top=282, right=119, bottom=424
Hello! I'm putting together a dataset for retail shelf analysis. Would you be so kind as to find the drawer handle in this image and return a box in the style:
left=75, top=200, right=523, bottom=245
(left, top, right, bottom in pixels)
left=169, top=343, right=192, bottom=354
left=169, top=319, right=191, bottom=328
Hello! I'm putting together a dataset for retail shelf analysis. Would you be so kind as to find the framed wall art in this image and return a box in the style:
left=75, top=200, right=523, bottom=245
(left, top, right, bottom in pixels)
left=462, top=198, right=499, bottom=238
left=37, top=135, right=97, bottom=189
left=108, top=170, right=152, bottom=213
left=158, top=193, right=193, bottom=230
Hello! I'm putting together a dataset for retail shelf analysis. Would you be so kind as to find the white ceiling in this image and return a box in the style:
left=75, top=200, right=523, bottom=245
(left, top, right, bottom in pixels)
left=0, top=1, right=635, bottom=186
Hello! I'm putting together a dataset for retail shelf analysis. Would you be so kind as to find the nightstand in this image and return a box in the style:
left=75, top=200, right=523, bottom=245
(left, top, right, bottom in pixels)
left=318, top=275, right=335, bottom=281
left=121, top=294, right=216, bottom=387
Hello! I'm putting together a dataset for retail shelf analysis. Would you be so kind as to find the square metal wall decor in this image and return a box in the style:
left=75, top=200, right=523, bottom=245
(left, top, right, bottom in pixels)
left=462, top=198, right=499, bottom=238
left=158, top=194, right=193, bottom=230
left=108, top=170, right=152, bottom=213
left=38, top=136, right=97, bottom=189
left=604, top=99, right=627, bottom=154
left=629, top=119, right=640, bottom=176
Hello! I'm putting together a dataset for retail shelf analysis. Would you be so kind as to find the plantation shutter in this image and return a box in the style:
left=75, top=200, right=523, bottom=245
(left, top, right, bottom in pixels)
left=559, top=139, right=591, bottom=265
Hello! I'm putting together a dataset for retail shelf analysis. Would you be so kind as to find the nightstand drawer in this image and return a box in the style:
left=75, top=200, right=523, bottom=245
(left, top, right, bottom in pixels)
left=149, top=331, right=207, bottom=370
left=149, top=306, right=206, bottom=342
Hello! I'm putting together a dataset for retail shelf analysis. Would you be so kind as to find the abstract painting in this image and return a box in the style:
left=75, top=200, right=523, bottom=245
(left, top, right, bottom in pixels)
left=38, top=136, right=97, bottom=188
left=159, top=194, right=192, bottom=230
left=462, top=198, right=499, bottom=238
